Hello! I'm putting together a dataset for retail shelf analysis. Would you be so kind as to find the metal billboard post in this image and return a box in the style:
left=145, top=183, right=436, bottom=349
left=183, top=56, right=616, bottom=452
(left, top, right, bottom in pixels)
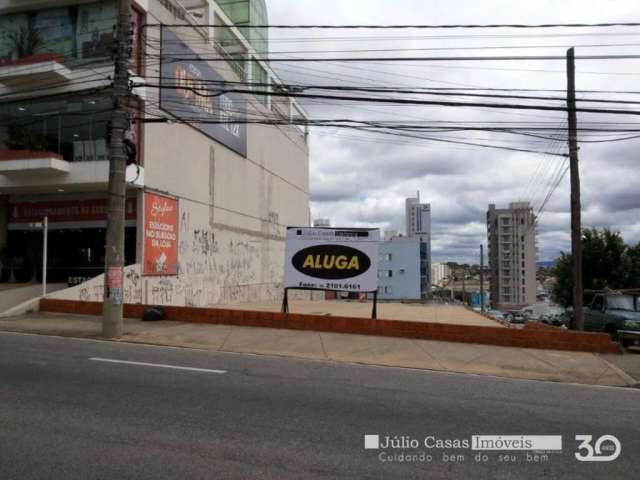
left=42, top=216, right=48, bottom=297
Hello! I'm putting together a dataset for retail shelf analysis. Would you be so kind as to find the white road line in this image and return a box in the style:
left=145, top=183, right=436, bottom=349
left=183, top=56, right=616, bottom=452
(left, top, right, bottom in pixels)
left=89, top=357, right=226, bottom=374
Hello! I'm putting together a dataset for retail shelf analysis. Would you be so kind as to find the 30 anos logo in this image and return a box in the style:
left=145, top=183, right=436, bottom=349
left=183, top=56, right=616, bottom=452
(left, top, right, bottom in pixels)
left=291, top=244, right=371, bottom=280
left=575, top=435, right=621, bottom=462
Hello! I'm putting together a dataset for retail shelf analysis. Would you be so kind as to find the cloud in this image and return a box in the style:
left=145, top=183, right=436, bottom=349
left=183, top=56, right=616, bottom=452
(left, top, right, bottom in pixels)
left=267, top=0, right=640, bottom=262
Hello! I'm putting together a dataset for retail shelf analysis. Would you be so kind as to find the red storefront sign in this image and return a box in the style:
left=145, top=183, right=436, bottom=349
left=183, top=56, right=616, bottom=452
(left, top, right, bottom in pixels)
left=9, top=198, right=137, bottom=224
left=143, top=192, right=178, bottom=276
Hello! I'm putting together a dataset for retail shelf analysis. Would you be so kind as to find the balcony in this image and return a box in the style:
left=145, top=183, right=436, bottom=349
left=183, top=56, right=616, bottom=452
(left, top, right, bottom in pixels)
left=0, top=150, right=69, bottom=175
left=0, top=53, right=72, bottom=88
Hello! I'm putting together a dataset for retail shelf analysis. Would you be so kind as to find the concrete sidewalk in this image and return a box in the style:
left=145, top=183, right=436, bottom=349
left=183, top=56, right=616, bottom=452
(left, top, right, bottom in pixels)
left=1, top=312, right=637, bottom=387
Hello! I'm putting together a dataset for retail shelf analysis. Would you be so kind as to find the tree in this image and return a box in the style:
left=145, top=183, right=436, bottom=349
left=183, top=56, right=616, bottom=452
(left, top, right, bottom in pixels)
left=551, top=228, right=639, bottom=307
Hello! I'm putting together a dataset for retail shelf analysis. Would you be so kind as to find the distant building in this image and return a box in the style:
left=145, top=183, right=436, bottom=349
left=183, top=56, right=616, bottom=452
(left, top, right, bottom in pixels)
left=313, top=218, right=331, bottom=227
left=487, top=202, right=537, bottom=309
left=378, top=236, right=429, bottom=300
left=431, top=263, right=451, bottom=287
left=383, top=229, right=399, bottom=241
left=405, top=191, right=431, bottom=238
left=404, top=191, right=431, bottom=290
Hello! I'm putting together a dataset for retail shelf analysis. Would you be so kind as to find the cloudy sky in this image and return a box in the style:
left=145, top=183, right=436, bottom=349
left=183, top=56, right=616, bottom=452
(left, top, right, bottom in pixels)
left=266, top=0, right=640, bottom=263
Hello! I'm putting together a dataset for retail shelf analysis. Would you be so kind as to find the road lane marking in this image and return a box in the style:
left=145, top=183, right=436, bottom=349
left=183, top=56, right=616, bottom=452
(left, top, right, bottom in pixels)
left=89, top=357, right=226, bottom=374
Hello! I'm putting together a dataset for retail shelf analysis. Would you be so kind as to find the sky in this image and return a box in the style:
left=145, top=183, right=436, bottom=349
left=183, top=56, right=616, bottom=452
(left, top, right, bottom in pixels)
left=265, top=0, right=640, bottom=263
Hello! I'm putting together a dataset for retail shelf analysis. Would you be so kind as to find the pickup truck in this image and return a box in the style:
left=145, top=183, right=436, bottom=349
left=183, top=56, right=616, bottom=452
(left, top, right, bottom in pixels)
left=584, top=293, right=640, bottom=346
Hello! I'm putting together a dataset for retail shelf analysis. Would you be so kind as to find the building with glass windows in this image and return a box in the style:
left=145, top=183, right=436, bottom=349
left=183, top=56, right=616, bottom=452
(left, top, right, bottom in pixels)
left=0, top=0, right=310, bottom=307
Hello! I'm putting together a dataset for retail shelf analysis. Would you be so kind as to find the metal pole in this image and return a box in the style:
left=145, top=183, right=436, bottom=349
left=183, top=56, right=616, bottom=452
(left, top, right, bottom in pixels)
left=566, top=47, right=584, bottom=331
left=480, top=244, right=485, bottom=312
left=103, top=0, right=132, bottom=338
left=42, top=216, right=48, bottom=297
left=281, top=288, right=289, bottom=313
left=372, top=290, right=377, bottom=319
left=462, top=268, right=466, bottom=305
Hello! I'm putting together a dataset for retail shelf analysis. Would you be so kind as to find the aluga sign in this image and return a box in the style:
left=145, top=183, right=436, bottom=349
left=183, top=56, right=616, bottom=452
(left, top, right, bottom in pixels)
left=284, top=227, right=380, bottom=292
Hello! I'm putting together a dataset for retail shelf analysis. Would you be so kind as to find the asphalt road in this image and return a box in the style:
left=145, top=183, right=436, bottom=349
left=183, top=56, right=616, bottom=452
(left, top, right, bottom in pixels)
left=0, top=331, right=638, bottom=480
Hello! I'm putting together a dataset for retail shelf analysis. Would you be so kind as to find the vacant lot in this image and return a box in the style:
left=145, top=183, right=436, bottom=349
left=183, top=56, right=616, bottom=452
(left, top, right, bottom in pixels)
left=219, top=300, right=502, bottom=327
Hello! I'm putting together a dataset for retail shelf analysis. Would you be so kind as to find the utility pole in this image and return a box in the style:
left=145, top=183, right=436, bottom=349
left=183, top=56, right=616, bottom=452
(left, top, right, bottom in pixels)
left=103, top=0, right=132, bottom=338
left=566, top=47, right=584, bottom=331
left=479, top=245, right=484, bottom=312
left=462, top=268, right=466, bottom=306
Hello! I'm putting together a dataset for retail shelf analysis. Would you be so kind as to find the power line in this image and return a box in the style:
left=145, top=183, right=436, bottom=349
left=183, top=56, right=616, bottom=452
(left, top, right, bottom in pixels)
left=149, top=22, right=640, bottom=29
left=159, top=53, right=640, bottom=62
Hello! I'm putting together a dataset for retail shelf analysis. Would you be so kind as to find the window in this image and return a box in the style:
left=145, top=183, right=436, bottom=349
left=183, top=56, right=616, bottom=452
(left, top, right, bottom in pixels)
left=0, top=93, right=115, bottom=162
left=399, top=269, right=405, bottom=274
left=521, top=235, right=524, bottom=242
left=522, top=287, right=526, bottom=294
left=384, top=253, right=392, bottom=261
left=0, top=1, right=122, bottom=66
left=252, top=60, right=269, bottom=106
left=522, top=261, right=525, bottom=268
left=521, top=218, right=524, bottom=225
left=384, top=286, right=393, bottom=294
left=387, top=270, right=393, bottom=278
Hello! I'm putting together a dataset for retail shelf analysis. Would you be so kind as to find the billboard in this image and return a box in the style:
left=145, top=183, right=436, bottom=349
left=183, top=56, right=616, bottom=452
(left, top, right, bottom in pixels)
left=160, top=27, right=247, bottom=157
left=284, top=227, right=380, bottom=293
left=143, top=192, right=179, bottom=276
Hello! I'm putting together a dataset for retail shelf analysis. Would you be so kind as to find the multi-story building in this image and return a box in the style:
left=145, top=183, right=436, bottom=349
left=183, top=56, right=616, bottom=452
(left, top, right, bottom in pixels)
left=0, top=0, right=310, bottom=306
left=378, top=236, right=429, bottom=300
left=405, top=191, right=430, bottom=238
left=312, top=218, right=330, bottom=228
left=404, top=191, right=431, bottom=290
left=486, top=202, right=537, bottom=309
left=383, top=229, right=398, bottom=241
left=430, top=262, right=451, bottom=288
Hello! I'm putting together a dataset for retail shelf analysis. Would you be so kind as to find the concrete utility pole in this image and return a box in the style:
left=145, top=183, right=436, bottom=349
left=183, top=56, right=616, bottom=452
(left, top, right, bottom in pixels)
left=566, top=47, right=584, bottom=331
left=479, top=245, right=484, bottom=312
left=103, top=0, right=132, bottom=338
left=462, top=268, right=466, bottom=305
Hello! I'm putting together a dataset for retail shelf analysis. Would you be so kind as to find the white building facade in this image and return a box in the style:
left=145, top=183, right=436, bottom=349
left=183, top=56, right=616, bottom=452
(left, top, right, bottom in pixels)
left=404, top=191, right=431, bottom=290
left=430, top=262, right=451, bottom=288
left=0, top=0, right=310, bottom=307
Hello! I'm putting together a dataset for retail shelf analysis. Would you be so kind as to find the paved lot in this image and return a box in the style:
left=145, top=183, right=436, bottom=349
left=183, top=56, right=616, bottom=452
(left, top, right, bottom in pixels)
left=0, top=331, right=638, bottom=480
left=219, top=300, right=503, bottom=327
left=0, top=312, right=636, bottom=386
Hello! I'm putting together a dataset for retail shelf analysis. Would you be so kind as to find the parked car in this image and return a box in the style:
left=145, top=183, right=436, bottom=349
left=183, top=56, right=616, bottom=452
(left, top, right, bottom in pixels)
left=584, top=293, right=640, bottom=347
left=505, top=312, right=525, bottom=324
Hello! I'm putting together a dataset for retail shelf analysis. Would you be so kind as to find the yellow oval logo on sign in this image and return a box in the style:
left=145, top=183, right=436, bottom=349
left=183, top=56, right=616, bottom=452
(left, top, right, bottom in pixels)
left=292, top=244, right=371, bottom=280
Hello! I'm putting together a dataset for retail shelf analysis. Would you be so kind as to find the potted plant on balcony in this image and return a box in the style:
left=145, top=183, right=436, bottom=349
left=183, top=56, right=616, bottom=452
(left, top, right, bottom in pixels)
left=1, top=121, right=50, bottom=160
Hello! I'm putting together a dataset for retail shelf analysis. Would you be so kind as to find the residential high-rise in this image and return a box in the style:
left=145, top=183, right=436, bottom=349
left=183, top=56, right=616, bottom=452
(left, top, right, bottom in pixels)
left=405, top=191, right=431, bottom=238
left=404, top=191, right=431, bottom=290
left=431, top=262, right=451, bottom=288
left=486, top=202, right=537, bottom=309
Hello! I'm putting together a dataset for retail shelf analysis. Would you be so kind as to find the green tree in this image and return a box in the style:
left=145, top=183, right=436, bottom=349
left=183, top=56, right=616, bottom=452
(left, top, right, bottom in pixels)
left=551, top=228, right=639, bottom=307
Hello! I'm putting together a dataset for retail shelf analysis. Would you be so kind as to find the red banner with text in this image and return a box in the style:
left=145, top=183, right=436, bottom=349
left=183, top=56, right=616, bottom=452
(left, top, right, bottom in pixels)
left=143, top=192, right=179, bottom=276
